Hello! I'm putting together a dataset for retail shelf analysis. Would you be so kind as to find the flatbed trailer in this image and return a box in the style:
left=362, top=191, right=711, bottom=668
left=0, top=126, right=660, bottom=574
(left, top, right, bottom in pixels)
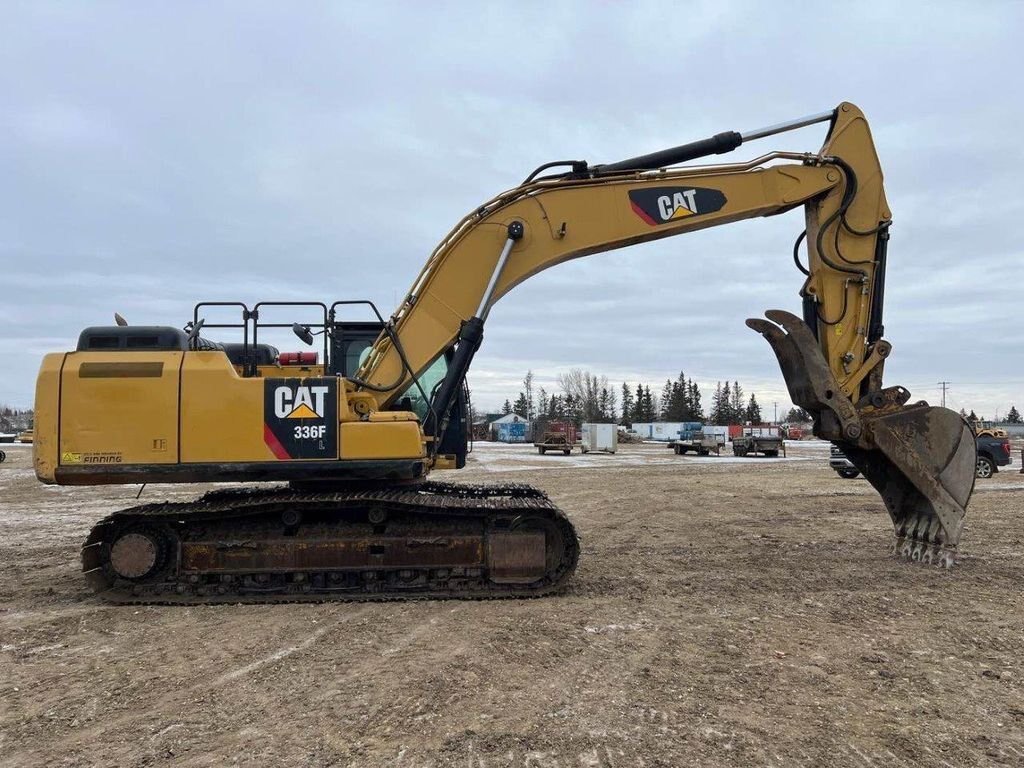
left=534, top=420, right=579, bottom=455
left=669, top=434, right=722, bottom=456
left=534, top=440, right=581, bottom=455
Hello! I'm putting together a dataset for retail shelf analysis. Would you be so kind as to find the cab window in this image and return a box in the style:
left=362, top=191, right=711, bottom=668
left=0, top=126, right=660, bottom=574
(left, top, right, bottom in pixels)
left=396, top=355, right=447, bottom=421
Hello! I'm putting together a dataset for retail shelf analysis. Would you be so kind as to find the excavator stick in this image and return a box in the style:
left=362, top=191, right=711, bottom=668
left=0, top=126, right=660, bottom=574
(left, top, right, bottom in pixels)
left=748, top=311, right=975, bottom=566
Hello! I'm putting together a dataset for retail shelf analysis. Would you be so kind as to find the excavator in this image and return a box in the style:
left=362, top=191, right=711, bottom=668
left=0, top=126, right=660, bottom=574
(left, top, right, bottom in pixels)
left=32, top=102, right=977, bottom=603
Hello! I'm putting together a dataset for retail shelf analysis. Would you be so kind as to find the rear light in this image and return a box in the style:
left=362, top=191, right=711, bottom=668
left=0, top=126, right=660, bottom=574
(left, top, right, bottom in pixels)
left=1003, top=441, right=1012, bottom=455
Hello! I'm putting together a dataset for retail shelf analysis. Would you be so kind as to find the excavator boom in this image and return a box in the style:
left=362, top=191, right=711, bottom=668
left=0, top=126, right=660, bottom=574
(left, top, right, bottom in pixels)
left=354, top=101, right=973, bottom=565
left=34, top=102, right=975, bottom=604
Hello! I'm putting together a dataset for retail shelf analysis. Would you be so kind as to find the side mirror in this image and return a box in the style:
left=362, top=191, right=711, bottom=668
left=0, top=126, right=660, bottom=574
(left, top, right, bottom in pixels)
left=292, top=323, right=315, bottom=346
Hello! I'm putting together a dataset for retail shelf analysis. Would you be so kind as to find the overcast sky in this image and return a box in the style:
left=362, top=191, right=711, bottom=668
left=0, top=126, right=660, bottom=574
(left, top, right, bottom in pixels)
left=2, top=2, right=1022, bottom=419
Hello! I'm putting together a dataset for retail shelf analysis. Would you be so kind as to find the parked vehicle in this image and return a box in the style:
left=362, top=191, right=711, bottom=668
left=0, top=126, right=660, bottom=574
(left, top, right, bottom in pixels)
left=670, top=423, right=725, bottom=455
left=731, top=426, right=784, bottom=457
left=831, top=431, right=1012, bottom=479
left=17, top=430, right=33, bottom=444
left=975, top=432, right=1012, bottom=478
left=534, top=420, right=578, bottom=455
left=972, top=421, right=1008, bottom=439
left=830, top=444, right=860, bottom=478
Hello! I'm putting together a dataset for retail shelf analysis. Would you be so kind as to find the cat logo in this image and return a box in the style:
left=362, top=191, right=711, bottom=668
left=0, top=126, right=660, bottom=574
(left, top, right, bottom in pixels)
left=263, top=378, right=339, bottom=460
left=628, top=186, right=727, bottom=226
left=273, top=384, right=330, bottom=419
left=658, top=190, right=699, bottom=220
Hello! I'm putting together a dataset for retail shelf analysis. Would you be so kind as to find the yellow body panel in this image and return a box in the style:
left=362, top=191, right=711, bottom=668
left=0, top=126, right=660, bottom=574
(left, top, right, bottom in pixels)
left=179, top=352, right=275, bottom=463
left=32, top=354, right=63, bottom=482
left=59, top=352, right=183, bottom=466
left=339, top=421, right=424, bottom=460
left=39, top=349, right=426, bottom=481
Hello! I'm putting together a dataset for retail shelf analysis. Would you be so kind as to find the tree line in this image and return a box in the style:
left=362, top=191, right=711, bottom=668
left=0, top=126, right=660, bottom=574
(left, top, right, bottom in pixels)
left=496, top=369, right=795, bottom=427
left=958, top=406, right=1022, bottom=424
left=0, top=406, right=34, bottom=434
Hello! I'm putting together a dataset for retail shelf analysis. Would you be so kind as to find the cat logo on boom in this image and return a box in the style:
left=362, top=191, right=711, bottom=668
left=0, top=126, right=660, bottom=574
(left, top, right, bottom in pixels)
left=628, top=186, right=727, bottom=226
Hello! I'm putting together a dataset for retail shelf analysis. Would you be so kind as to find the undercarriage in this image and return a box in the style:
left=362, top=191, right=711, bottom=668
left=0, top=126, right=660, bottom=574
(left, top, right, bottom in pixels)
left=82, top=481, right=580, bottom=603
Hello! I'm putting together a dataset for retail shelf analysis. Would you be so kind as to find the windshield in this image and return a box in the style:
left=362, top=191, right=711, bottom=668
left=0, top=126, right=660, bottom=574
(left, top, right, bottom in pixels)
left=395, top=355, right=447, bottom=421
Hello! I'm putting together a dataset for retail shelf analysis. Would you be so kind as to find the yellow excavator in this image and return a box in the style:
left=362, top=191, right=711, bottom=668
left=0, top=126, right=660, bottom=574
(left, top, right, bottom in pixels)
left=33, top=102, right=976, bottom=602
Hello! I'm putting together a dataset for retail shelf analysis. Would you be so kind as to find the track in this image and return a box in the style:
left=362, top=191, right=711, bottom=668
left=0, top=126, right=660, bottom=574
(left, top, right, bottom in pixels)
left=81, top=481, right=580, bottom=604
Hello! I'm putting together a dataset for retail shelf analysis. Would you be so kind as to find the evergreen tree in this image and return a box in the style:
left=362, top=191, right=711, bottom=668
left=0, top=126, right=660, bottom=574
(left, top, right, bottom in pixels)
left=745, top=393, right=762, bottom=424
left=564, top=393, right=582, bottom=425
left=659, top=379, right=673, bottom=419
left=548, top=394, right=564, bottom=419
left=501, top=399, right=512, bottom=415
left=599, top=387, right=617, bottom=422
left=730, top=381, right=744, bottom=424
left=968, top=409, right=978, bottom=421
left=634, top=383, right=645, bottom=423
left=676, top=372, right=691, bottom=420
left=1006, top=406, right=1022, bottom=424
left=688, top=379, right=703, bottom=420
left=785, top=406, right=811, bottom=422
left=710, top=381, right=726, bottom=424
left=620, top=383, right=634, bottom=427
left=513, top=393, right=529, bottom=419
left=642, top=386, right=657, bottom=421
left=662, top=371, right=689, bottom=421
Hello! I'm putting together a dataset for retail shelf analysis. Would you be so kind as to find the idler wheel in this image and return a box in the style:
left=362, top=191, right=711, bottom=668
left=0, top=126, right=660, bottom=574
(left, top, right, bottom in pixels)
left=109, top=531, right=160, bottom=580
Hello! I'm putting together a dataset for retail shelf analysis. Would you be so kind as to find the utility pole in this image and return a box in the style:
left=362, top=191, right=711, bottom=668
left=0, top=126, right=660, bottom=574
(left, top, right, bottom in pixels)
left=937, top=381, right=951, bottom=408
left=773, top=401, right=778, bottom=424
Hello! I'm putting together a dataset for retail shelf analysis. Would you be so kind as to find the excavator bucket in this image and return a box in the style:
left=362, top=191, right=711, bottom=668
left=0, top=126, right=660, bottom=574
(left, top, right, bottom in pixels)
left=747, top=311, right=976, bottom=567
left=840, top=406, right=975, bottom=566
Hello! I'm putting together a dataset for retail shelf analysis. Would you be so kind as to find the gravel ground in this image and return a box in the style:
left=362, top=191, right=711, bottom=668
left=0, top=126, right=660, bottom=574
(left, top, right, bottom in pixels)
left=1, top=440, right=1022, bottom=767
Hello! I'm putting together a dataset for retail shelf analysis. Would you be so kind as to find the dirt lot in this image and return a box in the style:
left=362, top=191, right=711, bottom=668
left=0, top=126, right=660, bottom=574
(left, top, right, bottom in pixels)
left=2, top=441, right=1023, bottom=767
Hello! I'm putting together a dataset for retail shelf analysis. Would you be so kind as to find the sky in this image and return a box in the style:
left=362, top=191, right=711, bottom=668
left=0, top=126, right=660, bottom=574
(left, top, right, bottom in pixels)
left=1, top=1, right=1022, bottom=419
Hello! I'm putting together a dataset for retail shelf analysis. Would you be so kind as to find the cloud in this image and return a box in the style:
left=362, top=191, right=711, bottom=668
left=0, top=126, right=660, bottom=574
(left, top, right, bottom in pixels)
left=1, top=2, right=1021, bottom=422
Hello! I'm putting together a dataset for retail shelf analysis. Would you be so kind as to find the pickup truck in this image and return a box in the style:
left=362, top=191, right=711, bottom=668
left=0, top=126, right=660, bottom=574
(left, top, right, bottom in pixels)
left=975, top=433, right=1013, bottom=478
left=831, top=432, right=1012, bottom=479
